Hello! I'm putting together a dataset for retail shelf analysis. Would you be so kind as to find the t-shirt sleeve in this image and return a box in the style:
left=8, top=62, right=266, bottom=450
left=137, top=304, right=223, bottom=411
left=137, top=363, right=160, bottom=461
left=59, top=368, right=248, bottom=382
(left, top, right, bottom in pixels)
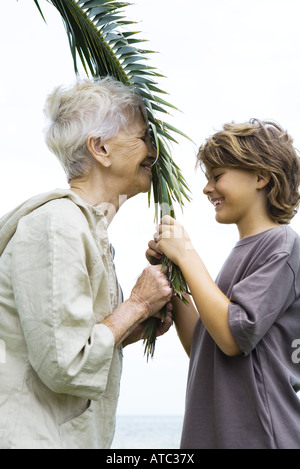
left=11, top=204, right=115, bottom=400
left=228, top=251, right=296, bottom=355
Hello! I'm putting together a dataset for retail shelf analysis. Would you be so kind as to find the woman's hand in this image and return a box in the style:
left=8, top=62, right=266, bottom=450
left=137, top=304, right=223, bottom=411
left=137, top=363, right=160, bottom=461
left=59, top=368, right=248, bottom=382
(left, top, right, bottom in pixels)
left=129, top=263, right=173, bottom=319
left=149, top=215, right=193, bottom=267
left=103, top=264, right=173, bottom=348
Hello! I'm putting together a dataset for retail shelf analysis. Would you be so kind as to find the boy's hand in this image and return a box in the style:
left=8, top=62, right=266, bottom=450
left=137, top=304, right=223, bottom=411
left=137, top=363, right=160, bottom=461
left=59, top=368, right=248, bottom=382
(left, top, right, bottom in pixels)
left=151, top=215, right=193, bottom=267
left=146, top=238, right=163, bottom=263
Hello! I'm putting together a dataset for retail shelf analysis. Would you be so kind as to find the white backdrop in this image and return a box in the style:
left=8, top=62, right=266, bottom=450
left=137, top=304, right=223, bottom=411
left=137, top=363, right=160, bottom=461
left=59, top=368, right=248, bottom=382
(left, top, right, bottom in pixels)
left=1, top=0, right=299, bottom=416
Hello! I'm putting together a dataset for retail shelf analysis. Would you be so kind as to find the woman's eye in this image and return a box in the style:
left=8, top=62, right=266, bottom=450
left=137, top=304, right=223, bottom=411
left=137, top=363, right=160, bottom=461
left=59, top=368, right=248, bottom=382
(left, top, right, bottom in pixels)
left=214, top=173, right=222, bottom=181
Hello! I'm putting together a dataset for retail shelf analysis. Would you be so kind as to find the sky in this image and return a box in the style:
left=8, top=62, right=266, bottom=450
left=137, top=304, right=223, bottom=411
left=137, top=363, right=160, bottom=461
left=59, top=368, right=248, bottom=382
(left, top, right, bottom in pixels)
left=1, top=0, right=300, bottom=417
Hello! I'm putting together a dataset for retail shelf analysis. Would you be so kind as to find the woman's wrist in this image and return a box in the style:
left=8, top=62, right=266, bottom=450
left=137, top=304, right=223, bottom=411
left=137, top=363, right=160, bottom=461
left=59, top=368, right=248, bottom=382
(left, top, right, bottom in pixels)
left=128, top=293, right=150, bottom=319
left=102, top=298, right=150, bottom=347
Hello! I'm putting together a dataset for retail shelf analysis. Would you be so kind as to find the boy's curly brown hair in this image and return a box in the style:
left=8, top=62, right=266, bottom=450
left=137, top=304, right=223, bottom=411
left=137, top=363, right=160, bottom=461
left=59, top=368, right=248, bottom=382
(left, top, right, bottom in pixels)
left=197, top=119, right=300, bottom=224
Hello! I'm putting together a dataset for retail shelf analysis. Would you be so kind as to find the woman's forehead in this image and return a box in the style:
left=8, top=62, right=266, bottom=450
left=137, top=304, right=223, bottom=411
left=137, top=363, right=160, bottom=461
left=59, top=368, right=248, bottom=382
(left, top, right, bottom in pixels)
left=126, top=109, right=148, bottom=133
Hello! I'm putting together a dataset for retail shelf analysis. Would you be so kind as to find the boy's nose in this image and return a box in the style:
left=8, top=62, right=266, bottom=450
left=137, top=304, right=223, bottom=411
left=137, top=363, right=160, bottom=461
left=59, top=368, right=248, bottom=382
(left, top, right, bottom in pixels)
left=203, top=180, right=213, bottom=195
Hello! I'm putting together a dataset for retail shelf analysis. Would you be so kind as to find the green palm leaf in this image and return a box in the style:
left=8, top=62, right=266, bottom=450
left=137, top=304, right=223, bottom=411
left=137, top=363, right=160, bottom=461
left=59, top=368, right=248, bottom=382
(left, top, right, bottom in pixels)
left=34, top=0, right=192, bottom=358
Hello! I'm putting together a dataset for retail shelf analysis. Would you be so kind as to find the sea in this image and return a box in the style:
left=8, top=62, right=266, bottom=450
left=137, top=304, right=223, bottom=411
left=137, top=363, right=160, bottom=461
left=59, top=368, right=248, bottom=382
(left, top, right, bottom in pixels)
left=111, top=415, right=184, bottom=449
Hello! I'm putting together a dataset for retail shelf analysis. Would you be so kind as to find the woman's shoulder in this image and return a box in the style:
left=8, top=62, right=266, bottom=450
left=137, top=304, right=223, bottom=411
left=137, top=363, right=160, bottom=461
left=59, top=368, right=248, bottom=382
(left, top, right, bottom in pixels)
left=19, top=197, right=91, bottom=237
left=27, top=196, right=83, bottom=220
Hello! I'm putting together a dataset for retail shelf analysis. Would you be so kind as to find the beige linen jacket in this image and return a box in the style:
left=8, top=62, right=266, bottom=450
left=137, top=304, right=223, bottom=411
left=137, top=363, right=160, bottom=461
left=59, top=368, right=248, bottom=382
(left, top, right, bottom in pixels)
left=0, top=189, right=123, bottom=449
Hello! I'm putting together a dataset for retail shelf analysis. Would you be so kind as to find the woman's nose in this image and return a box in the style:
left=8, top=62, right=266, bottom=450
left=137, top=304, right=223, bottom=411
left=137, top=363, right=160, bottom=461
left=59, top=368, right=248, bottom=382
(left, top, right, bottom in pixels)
left=147, top=139, right=158, bottom=164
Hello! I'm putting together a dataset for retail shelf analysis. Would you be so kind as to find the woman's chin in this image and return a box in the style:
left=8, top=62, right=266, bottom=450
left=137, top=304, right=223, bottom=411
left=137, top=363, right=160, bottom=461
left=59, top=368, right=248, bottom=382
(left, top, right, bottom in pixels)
left=138, top=180, right=152, bottom=195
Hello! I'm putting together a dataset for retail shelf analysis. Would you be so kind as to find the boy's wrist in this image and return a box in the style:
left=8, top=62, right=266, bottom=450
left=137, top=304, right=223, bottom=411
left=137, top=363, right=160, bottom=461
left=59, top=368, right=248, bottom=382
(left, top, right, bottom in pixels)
left=175, top=248, right=201, bottom=278
left=177, top=246, right=197, bottom=269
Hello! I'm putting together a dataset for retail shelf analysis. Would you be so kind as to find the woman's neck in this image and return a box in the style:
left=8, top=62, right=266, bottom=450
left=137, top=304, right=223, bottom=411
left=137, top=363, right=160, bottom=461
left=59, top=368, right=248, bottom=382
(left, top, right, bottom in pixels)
left=69, top=177, right=126, bottom=224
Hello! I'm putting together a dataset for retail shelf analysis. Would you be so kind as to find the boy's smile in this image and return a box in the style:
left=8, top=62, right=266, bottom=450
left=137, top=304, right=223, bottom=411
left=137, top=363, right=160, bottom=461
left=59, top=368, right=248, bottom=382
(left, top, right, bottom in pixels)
left=209, top=197, right=225, bottom=209
left=203, top=167, right=276, bottom=238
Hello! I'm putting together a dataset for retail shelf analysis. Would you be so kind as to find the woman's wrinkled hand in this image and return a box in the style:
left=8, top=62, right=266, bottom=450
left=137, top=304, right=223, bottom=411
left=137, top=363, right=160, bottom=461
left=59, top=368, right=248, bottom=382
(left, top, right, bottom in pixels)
left=129, top=264, right=173, bottom=319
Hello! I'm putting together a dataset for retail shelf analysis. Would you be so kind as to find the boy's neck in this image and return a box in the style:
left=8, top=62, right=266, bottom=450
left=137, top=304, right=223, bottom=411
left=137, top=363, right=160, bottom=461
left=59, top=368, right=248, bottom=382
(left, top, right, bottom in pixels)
left=238, top=220, right=279, bottom=240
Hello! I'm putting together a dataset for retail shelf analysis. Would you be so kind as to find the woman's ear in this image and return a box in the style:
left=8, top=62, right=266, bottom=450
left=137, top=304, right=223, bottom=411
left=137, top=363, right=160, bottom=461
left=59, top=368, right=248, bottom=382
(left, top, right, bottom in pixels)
left=256, top=170, right=271, bottom=189
left=86, top=135, right=111, bottom=168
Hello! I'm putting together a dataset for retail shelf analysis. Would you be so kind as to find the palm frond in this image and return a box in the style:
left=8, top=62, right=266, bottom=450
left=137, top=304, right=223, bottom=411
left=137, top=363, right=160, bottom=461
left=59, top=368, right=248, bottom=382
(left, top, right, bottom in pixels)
left=35, top=0, right=192, bottom=358
left=38, top=0, right=191, bottom=209
left=33, top=0, right=47, bottom=21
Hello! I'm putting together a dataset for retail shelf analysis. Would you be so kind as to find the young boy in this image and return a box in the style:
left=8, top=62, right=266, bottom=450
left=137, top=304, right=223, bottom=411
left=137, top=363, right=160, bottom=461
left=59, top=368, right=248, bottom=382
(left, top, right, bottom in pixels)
left=147, top=119, right=300, bottom=448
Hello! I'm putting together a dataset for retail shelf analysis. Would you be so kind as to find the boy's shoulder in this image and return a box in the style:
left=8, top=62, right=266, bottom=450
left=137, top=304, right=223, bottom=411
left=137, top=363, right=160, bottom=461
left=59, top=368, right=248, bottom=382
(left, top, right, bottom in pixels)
left=236, top=225, right=299, bottom=260
left=265, top=224, right=298, bottom=247
left=257, top=225, right=300, bottom=260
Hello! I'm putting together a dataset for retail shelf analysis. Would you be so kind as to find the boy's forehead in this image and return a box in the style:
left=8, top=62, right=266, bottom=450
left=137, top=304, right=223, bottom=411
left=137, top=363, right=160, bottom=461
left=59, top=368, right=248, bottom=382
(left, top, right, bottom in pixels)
left=204, top=169, right=211, bottom=180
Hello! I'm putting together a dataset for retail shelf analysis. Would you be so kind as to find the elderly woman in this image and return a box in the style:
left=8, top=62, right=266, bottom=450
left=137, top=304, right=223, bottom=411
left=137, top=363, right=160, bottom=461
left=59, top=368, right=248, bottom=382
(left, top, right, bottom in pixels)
left=0, top=77, right=173, bottom=449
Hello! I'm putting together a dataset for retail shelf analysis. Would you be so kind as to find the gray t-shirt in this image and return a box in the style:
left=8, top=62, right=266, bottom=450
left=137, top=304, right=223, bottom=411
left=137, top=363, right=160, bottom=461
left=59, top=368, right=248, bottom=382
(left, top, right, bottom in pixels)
left=180, top=226, right=300, bottom=449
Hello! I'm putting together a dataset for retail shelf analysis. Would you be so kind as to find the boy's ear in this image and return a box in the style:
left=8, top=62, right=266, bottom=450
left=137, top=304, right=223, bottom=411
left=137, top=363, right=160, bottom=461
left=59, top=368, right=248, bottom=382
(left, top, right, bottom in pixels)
left=86, top=135, right=111, bottom=168
left=256, top=170, right=271, bottom=189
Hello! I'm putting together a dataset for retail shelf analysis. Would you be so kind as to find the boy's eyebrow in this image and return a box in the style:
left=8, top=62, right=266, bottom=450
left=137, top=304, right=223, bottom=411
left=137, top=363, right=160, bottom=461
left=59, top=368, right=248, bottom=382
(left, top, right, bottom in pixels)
left=204, top=167, right=225, bottom=179
left=204, top=167, right=216, bottom=179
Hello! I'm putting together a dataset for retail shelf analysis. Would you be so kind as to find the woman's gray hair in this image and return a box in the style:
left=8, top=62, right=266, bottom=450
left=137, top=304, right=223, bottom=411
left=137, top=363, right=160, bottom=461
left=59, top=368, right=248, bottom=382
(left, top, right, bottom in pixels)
left=44, top=76, right=147, bottom=182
